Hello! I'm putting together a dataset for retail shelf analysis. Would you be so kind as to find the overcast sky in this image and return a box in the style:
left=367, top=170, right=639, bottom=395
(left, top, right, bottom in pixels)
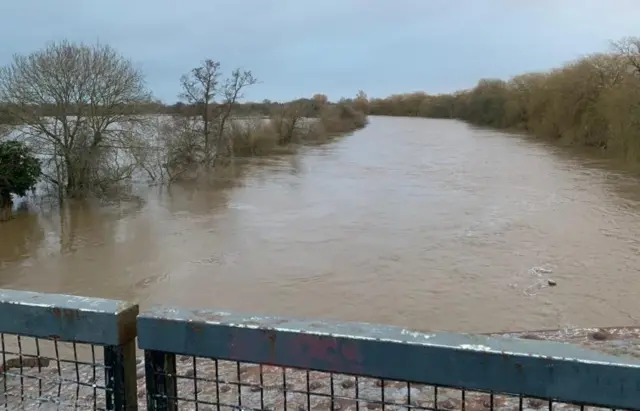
left=1, top=1, right=639, bottom=102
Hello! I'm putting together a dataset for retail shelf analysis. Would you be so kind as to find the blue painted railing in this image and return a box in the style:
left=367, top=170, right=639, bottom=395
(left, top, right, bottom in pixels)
left=138, top=307, right=640, bottom=410
left=1, top=289, right=640, bottom=410
left=0, top=289, right=139, bottom=410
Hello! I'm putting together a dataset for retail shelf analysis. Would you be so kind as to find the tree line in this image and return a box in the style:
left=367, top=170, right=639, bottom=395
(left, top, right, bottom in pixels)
left=0, top=94, right=363, bottom=121
left=0, top=41, right=368, bottom=212
left=368, top=36, right=640, bottom=162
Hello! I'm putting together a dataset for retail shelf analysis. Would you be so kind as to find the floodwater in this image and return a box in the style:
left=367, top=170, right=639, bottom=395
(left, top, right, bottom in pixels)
left=2, top=116, right=640, bottom=334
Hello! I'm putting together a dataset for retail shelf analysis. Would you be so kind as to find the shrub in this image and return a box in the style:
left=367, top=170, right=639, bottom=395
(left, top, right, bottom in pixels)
left=0, top=140, right=41, bottom=208
left=228, top=119, right=280, bottom=157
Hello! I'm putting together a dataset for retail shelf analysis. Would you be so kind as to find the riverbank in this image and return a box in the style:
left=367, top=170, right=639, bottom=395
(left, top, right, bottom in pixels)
left=2, top=327, right=636, bottom=410
left=0, top=104, right=367, bottom=218
left=367, top=36, right=640, bottom=167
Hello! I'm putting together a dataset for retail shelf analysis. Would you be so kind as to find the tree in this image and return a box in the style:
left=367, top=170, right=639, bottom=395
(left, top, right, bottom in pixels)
left=179, top=60, right=257, bottom=165
left=312, top=94, right=328, bottom=106
left=0, top=40, right=151, bottom=198
left=354, top=90, right=369, bottom=114
left=180, top=60, right=220, bottom=163
left=270, top=101, right=308, bottom=144
left=612, top=37, right=640, bottom=76
left=369, top=34, right=640, bottom=164
left=0, top=140, right=41, bottom=208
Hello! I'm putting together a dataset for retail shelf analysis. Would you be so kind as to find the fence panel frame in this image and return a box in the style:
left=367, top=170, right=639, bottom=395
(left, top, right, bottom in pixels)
left=0, top=288, right=139, bottom=411
left=138, top=306, right=640, bottom=410
left=144, top=350, right=177, bottom=411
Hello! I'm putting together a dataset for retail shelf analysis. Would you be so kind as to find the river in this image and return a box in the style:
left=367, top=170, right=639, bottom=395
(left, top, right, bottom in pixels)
left=1, top=116, right=640, bottom=334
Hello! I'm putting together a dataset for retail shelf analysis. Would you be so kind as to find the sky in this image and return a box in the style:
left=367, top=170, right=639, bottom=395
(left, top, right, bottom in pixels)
left=1, top=0, right=640, bottom=103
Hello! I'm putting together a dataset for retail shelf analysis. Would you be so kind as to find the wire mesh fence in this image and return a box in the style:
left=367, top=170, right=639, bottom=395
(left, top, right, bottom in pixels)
left=0, top=289, right=139, bottom=411
left=1, top=289, right=640, bottom=410
left=1, top=343, right=632, bottom=411
left=0, top=333, right=111, bottom=410
left=138, top=309, right=640, bottom=411
left=144, top=355, right=625, bottom=411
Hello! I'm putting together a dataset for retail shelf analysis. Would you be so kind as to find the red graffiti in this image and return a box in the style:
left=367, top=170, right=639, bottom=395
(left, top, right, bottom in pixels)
left=225, top=328, right=365, bottom=375
left=290, top=334, right=364, bottom=374
left=340, top=340, right=363, bottom=363
left=228, top=330, right=264, bottom=362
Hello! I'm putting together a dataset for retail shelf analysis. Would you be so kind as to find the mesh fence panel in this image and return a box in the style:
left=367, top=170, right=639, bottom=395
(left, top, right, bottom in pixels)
left=145, top=356, right=621, bottom=411
left=0, top=333, right=111, bottom=410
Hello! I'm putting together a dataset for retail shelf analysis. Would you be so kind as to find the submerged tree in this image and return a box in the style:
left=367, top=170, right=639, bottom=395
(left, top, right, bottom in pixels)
left=180, top=59, right=220, bottom=163
left=179, top=59, right=257, bottom=165
left=0, top=40, right=151, bottom=198
left=0, top=140, right=41, bottom=209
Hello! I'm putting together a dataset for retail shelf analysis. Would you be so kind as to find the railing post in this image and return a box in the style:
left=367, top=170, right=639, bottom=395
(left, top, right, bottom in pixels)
left=0, top=289, right=139, bottom=411
left=144, top=350, right=177, bottom=411
left=105, top=340, right=138, bottom=411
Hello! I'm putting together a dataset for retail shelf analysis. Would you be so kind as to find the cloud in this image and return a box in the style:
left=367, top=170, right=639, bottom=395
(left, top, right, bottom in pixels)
left=1, top=0, right=639, bottom=101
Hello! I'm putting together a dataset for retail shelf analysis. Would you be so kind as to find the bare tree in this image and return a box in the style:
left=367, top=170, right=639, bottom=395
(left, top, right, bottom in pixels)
left=270, top=101, right=308, bottom=144
left=179, top=59, right=219, bottom=163
left=179, top=60, right=257, bottom=166
left=354, top=90, right=369, bottom=114
left=612, top=37, right=640, bottom=76
left=213, top=68, right=257, bottom=163
left=0, top=40, right=151, bottom=198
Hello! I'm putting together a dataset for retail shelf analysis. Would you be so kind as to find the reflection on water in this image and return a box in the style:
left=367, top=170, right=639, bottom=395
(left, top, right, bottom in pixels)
left=0, top=213, right=45, bottom=274
left=2, top=117, right=640, bottom=333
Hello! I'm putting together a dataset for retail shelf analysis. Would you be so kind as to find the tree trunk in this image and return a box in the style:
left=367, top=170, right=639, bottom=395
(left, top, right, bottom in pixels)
left=64, top=152, right=92, bottom=198
left=0, top=194, right=12, bottom=221
left=203, top=105, right=211, bottom=165
left=66, top=164, right=87, bottom=198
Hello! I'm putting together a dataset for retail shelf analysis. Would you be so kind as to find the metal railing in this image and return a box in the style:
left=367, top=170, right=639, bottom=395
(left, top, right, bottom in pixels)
left=0, top=289, right=139, bottom=410
left=137, top=307, right=640, bottom=410
left=1, top=289, right=640, bottom=410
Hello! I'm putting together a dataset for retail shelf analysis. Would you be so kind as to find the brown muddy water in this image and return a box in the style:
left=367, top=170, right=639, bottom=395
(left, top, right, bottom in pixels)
left=1, top=116, right=640, bottom=334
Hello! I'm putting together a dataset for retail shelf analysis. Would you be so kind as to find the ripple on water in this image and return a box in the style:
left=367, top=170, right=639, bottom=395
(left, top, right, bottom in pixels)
left=4, top=117, right=640, bottom=333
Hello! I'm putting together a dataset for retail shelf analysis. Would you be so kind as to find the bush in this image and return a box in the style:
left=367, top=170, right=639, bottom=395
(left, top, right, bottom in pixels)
left=319, top=103, right=368, bottom=134
left=227, top=119, right=280, bottom=157
left=0, top=141, right=41, bottom=208
left=227, top=101, right=369, bottom=157
left=158, top=99, right=369, bottom=177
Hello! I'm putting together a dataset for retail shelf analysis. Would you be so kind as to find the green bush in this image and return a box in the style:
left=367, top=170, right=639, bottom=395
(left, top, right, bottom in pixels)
left=0, top=141, right=41, bottom=208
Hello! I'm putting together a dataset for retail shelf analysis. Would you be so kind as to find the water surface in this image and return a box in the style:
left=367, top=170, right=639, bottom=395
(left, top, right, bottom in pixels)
left=2, top=117, right=640, bottom=333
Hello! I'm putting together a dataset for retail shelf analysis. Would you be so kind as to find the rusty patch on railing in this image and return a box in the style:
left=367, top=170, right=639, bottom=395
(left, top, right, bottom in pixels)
left=51, top=307, right=80, bottom=320
left=267, top=329, right=277, bottom=359
left=224, top=325, right=368, bottom=374
left=289, top=333, right=365, bottom=374
left=191, top=323, right=204, bottom=334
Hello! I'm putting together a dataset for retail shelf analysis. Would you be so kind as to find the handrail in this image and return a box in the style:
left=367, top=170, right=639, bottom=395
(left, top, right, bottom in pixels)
left=138, top=306, right=640, bottom=409
left=0, top=289, right=138, bottom=345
